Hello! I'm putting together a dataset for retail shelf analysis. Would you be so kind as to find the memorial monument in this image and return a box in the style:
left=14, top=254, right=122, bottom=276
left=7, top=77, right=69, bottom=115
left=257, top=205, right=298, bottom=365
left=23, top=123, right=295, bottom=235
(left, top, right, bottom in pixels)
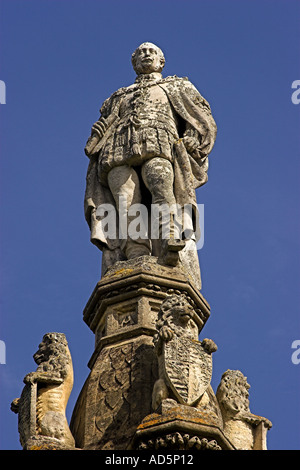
left=11, top=42, right=272, bottom=451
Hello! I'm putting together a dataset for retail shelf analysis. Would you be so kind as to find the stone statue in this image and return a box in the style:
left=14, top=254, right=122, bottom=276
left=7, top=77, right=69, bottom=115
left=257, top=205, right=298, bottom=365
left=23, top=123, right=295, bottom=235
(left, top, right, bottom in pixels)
left=152, top=294, right=218, bottom=411
left=216, top=370, right=272, bottom=450
left=11, top=333, right=75, bottom=450
left=84, top=42, right=217, bottom=289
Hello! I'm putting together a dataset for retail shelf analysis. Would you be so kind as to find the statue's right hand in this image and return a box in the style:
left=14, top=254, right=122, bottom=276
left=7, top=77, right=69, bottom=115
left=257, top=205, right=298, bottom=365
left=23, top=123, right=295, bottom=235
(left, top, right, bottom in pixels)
left=85, top=118, right=108, bottom=156
left=91, top=119, right=107, bottom=138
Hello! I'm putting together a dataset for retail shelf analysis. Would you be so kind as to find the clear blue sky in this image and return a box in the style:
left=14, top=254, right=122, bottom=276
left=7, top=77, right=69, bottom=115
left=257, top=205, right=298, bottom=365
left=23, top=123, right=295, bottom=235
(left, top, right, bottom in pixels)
left=0, top=0, right=299, bottom=450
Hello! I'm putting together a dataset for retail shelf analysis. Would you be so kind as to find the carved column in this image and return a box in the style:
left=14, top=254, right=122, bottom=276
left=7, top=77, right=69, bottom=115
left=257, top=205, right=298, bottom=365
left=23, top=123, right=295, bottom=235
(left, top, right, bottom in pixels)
left=70, top=256, right=272, bottom=451
left=70, top=256, right=212, bottom=450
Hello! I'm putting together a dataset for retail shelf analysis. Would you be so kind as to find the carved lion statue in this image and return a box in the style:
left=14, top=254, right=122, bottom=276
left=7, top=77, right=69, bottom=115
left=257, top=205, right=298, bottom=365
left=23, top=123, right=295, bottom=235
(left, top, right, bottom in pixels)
left=216, top=369, right=251, bottom=417
left=152, top=294, right=217, bottom=411
left=216, top=370, right=272, bottom=450
left=11, top=332, right=75, bottom=448
left=154, top=294, right=199, bottom=345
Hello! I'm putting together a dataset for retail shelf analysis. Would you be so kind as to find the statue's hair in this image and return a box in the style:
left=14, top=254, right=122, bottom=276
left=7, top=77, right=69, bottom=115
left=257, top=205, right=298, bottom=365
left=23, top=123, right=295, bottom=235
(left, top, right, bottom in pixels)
left=156, top=294, right=193, bottom=330
left=216, top=369, right=250, bottom=412
left=34, top=332, right=71, bottom=379
left=219, top=369, right=250, bottom=391
left=131, top=42, right=165, bottom=73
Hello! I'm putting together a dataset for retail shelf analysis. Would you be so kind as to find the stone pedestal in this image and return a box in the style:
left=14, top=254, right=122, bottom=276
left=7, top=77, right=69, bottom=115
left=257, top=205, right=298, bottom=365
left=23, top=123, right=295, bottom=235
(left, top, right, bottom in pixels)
left=70, top=256, right=272, bottom=451
left=84, top=256, right=210, bottom=354
left=131, top=398, right=235, bottom=450
left=70, top=256, right=212, bottom=450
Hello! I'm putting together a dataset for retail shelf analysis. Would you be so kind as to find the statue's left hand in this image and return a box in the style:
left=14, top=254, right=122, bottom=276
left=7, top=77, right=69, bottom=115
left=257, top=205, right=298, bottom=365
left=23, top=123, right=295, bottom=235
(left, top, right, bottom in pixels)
left=183, top=136, right=199, bottom=153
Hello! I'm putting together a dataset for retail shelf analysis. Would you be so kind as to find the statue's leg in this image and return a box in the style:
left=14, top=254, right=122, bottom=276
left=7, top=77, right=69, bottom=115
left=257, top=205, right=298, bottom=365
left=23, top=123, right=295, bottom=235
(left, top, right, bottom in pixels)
left=107, top=165, right=151, bottom=259
left=141, top=158, right=185, bottom=262
left=141, top=157, right=177, bottom=239
left=141, top=158, right=176, bottom=206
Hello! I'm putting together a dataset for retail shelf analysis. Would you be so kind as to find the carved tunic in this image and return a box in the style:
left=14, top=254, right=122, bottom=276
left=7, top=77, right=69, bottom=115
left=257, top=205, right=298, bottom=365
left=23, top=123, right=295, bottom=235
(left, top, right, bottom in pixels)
left=100, top=76, right=179, bottom=170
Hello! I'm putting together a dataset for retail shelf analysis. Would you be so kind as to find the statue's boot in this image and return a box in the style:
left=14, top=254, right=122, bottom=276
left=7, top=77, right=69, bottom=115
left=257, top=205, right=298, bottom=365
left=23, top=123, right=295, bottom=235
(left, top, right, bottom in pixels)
left=124, top=238, right=151, bottom=259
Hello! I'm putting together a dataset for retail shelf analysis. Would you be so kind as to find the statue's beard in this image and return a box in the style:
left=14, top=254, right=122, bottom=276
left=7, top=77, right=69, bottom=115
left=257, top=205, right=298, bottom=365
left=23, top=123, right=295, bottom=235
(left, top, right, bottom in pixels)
left=134, top=61, right=163, bottom=75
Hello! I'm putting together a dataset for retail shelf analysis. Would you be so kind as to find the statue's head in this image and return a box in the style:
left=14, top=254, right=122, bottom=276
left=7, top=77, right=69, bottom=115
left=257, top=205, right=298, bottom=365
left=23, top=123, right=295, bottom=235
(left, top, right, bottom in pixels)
left=131, top=42, right=165, bottom=75
left=157, top=294, right=199, bottom=340
left=216, top=369, right=251, bottom=416
left=33, top=332, right=72, bottom=376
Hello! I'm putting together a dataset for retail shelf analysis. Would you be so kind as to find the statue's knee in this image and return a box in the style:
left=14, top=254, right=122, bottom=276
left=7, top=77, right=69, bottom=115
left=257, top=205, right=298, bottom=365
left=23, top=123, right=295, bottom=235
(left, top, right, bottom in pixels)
left=142, top=157, right=173, bottom=176
left=141, top=158, right=174, bottom=200
left=108, top=165, right=135, bottom=184
left=108, top=165, right=140, bottom=201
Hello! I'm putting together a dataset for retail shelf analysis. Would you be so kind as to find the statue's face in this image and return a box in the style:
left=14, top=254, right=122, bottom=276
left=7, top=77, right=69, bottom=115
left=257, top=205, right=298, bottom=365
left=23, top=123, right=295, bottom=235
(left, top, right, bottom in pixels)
left=218, top=372, right=250, bottom=415
left=33, top=339, right=49, bottom=364
left=171, top=304, right=198, bottom=340
left=133, top=43, right=164, bottom=74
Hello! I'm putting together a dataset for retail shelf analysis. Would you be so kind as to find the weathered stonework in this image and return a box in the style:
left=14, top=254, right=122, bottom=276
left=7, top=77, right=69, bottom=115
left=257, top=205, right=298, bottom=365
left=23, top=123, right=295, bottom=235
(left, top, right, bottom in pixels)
left=70, top=335, right=157, bottom=450
left=11, top=333, right=75, bottom=450
left=12, top=42, right=272, bottom=452
left=152, top=294, right=217, bottom=409
left=131, top=397, right=233, bottom=450
left=84, top=43, right=218, bottom=290
left=136, top=434, right=223, bottom=451
left=83, top=256, right=210, bottom=355
left=70, top=256, right=212, bottom=450
left=216, top=370, right=272, bottom=450
left=69, top=252, right=272, bottom=451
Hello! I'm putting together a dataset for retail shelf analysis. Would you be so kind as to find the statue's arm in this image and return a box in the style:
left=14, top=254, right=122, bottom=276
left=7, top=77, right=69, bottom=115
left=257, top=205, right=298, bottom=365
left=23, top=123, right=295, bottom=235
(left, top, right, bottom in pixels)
left=24, top=371, right=63, bottom=386
left=153, top=326, right=174, bottom=355
left=85, top=95, right=121, bottom=157
left=89, top=97, right=113, bottom=139
left=180, top=79, right=216, bottom=158
left=159, top=325, right=174, bottom=342
left=242, top=412, right=272, bottom=429
left=182, top=79, right=212, bottom=112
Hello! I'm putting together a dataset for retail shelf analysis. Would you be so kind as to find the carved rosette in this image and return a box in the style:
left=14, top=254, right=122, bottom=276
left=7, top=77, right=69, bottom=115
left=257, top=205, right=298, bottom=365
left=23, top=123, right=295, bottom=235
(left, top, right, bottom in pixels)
left=136, top=432, right=222, bottom=450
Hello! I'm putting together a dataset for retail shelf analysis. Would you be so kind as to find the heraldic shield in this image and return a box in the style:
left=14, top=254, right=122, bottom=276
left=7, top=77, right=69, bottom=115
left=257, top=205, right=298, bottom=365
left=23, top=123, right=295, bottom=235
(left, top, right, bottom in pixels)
left=162, top=335, right=213, bottom=406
